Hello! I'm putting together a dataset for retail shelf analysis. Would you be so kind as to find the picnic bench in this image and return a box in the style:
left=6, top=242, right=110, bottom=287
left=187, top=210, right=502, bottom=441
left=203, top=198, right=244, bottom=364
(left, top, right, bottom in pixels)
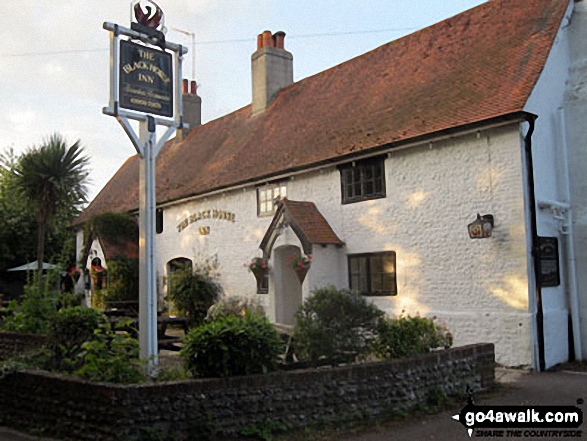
left=103, top=302, right=189, bottom=352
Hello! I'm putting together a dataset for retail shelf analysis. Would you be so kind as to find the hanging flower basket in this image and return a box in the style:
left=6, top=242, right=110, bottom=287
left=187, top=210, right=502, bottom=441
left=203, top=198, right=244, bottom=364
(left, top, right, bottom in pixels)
left=245, top=257, right=269, bottom=287
left=294, top=266, right=310, bottom=283
left=289, top=253, right=312, bottom=284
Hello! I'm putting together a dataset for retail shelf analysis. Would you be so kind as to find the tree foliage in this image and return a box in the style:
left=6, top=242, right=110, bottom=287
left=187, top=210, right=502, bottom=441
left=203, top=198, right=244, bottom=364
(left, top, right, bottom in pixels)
left=11, top=135, right=89, bottom=293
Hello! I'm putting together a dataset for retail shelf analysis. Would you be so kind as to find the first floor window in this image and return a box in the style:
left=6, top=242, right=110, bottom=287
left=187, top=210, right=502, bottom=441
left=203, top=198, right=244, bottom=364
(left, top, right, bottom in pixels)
left=257, top=183, right=287, bottom=216
left=348, top=252, right=397, bottom=296
left=339, top=156, right=386, bottom=204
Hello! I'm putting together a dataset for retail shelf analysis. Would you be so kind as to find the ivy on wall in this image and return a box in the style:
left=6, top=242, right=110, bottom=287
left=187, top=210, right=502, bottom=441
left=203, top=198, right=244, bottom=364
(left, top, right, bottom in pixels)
left=84, top=213, right=139, bottom=308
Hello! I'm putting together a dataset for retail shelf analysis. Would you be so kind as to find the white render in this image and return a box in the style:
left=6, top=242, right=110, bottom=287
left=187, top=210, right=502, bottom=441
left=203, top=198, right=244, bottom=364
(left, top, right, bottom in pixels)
left=77, top=1, right=587, bottom=370
left=156, top=125, right=532, bottom=367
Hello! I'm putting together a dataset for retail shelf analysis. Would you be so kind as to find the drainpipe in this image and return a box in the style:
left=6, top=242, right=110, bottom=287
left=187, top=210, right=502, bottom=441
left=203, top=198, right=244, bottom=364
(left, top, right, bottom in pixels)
left=558, top=106, right=583, bottom=360
left=523, top=113, right=545, bottom=371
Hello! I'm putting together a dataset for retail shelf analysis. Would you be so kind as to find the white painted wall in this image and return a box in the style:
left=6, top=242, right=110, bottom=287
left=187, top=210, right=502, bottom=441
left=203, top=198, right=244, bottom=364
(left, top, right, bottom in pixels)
left=155, top=124, right=532, bottom=366
left=564, top=0, right=587, bottom=361
left=524, top=0, right=575, bottom=369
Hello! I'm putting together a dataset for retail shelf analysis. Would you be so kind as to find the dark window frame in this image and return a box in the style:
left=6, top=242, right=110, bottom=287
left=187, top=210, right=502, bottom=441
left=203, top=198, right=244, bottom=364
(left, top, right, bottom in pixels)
left=348, top=251, right=397, bottom=296
left=339, top=156, right=386, bottom=204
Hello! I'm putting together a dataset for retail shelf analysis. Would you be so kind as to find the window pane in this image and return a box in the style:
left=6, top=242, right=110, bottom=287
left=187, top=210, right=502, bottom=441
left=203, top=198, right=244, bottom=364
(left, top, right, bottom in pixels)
left=382, top=275, right=395, bottom=292
left=374, top=163, right=383, bottom=178
left=364, top=180, right=374, bottom=195
left=359, top=276, right=369, bottom=294
left=375, top=179, right=383, bottom=193
left=350, top=257, right=367, bottom=274
left=364, top=165, right=373, bottom=180
left=371, top=273, right=383, bottom=292
left=383, top=255, right=395, bottom=274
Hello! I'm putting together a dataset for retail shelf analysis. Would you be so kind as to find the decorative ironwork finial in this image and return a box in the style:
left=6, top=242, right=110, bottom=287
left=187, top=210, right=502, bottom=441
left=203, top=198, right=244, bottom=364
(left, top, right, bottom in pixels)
left=133, top=0, right=163, bottom=29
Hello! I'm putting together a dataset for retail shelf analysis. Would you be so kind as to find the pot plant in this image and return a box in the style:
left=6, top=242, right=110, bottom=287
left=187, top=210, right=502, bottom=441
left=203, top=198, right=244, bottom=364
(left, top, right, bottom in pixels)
left=289, top=252, right=312, bottom=283
left=246, top=257, right=269, bottom=289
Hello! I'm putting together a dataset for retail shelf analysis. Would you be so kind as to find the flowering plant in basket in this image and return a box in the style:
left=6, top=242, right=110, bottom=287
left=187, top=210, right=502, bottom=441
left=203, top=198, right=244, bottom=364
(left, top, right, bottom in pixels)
left=245, top=257, right=269, bottom=272
left=289, top=252, right=312, bottom=271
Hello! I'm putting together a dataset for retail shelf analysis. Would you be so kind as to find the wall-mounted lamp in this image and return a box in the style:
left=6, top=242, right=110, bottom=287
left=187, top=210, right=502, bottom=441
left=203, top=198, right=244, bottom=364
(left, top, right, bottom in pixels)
left=468, top=214, right=494, bottom=239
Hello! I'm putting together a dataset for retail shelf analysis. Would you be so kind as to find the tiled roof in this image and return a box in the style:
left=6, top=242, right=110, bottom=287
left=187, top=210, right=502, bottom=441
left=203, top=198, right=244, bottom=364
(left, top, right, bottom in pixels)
left=281, top=199, right=344, bottom=246
left=74, top=0, right=568, bottom=226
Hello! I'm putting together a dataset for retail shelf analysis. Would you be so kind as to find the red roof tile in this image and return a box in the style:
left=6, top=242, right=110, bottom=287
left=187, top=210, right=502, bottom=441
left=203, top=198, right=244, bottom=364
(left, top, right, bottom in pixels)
left=74, top=0, right=569, bottom=226
left=281, top=199, right=344, bottom=246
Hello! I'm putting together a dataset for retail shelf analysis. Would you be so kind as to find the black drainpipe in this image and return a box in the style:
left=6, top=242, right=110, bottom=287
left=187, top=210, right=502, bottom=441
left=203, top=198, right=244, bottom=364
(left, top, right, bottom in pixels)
left=523, top=113, right=545, bottom=372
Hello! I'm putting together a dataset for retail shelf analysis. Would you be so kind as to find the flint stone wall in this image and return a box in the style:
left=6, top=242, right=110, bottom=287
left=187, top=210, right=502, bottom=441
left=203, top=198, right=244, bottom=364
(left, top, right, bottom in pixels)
left=0, top=332, right=47, bottom=361
left=0, top=343, right=494, bottom=440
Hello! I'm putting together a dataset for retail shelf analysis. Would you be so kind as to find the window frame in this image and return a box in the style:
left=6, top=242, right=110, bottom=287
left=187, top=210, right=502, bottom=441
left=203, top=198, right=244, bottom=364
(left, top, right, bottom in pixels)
left=339, top=156, right=386, bottom=204
left=257, top=182, right=287, bottom=217
left=347, top=251, right=397, bottom=296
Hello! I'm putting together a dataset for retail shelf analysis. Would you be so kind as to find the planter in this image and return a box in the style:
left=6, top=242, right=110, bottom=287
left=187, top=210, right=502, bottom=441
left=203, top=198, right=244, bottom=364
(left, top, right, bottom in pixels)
left=295, top=266, right=310, bottom=283
left=251, top=267, right=269, bottom=291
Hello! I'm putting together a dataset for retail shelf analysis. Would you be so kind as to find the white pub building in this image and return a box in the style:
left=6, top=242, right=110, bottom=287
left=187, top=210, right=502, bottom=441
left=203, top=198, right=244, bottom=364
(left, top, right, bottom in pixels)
left=75, top=0, right=587, bottom=370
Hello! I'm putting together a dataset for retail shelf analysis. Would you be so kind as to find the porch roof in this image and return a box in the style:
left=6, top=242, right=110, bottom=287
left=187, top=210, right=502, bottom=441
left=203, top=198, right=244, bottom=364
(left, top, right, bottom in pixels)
left=260, top=199, right=344, bottom=258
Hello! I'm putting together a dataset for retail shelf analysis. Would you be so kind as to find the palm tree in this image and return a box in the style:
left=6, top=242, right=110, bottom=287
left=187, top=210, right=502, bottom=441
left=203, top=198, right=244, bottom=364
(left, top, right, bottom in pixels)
left=13, top=134, right=90, bottom=294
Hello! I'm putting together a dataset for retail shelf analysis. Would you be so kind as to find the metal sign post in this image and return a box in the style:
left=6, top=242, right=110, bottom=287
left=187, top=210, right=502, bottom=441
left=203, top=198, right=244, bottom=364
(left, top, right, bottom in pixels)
left=103, top=1, right=187, bottom=374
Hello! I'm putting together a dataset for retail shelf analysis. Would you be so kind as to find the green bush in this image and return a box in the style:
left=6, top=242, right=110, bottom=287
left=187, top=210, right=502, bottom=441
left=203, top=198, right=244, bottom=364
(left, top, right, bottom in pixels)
left=168, top=267, right=222, bottom=325
left=181, top=312, right=283, bottom=378
left=293, top=286, right=385, bottom=365
left=74, top=320, right=144, bottom=383
left=206, top=296, right=266, bottom=321
left=1, top=282, right=57, bottom=334
left=374, top=315, right=453, bottom=359
left=46, top=306, right=107, bottom=372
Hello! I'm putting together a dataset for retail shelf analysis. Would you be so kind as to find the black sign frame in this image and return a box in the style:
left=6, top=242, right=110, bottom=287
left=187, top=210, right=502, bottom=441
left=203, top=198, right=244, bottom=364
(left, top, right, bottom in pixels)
left=119, top=39, right=174, bottom=117
left=537, top=236, right=561, bottom=288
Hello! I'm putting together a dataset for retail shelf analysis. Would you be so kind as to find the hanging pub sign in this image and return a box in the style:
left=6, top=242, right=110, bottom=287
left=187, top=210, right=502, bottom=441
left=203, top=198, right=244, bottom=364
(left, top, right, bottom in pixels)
left=537, top=236, right=560, bottom=287
left=119, top=39, right=173, bottom=117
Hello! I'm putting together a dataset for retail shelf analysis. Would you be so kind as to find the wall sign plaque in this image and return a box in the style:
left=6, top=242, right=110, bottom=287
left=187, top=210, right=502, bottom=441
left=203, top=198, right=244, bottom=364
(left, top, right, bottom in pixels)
left=119, top=39, right=173, bottom=117
left=537, top=236, right=560, bottom=288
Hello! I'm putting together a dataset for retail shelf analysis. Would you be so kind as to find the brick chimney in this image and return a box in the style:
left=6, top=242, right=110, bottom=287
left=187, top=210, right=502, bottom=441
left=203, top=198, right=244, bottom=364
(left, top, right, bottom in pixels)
left=251, top=30, right=293, bottom=117
left=177, top=79, right=202, bottom=141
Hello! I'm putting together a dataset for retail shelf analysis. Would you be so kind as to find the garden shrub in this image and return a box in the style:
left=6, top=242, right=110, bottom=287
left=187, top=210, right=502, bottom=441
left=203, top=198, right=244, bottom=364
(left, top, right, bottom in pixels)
left=1, top=282, right=57, bottom=334
left=181, top=312, right=283, bottom=377
left=374, top=315, right=453, bottom=359
left=293, top=286, right=385, bottom=365
left=206, top=295, right=265, bottom=321
left=74, top=319, right=144, bottom=383
left=168, top=264, right=222, bottom=326
left=46, top=306, right=107, bottom=372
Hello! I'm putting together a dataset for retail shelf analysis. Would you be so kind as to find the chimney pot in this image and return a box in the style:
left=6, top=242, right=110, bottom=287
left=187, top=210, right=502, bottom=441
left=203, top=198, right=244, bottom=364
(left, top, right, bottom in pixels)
left=262, top=30, right=273, bottom=48
left=251, top=29, right=293, bottom=116
left=177, top=79, right=201, bottom=140
left=257, top=34, right=263, bottom=50
left=274, top=31, right=285, bottom=49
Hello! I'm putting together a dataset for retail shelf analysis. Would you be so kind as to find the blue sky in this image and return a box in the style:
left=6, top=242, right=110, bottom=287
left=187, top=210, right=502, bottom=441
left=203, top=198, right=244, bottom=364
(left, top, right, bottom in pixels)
left=0, top=0, right=485, bottom=200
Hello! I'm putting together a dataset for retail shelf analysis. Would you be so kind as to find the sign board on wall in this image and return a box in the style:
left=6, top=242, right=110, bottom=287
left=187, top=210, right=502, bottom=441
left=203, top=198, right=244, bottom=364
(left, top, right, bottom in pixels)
left=537, top=236, right=560, bottom=288
left=119, top=40, right=173, bottom=117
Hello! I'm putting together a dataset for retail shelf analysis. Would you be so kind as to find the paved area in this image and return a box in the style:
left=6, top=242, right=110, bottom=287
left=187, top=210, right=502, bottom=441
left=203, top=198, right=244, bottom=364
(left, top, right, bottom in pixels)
left=341, top=368, right=587, bottom=440
left=1, top=368, right=586, bottom=440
